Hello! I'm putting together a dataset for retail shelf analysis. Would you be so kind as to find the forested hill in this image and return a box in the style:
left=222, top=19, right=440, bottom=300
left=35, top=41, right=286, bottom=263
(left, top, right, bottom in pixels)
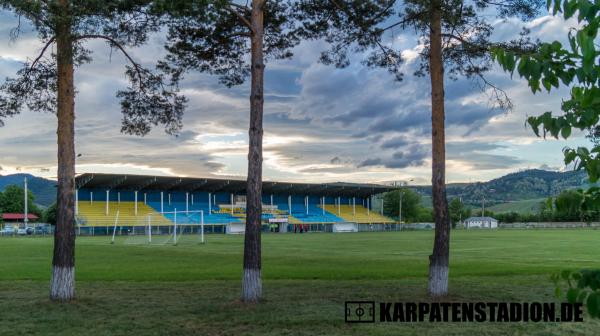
left=0, top=174, right=56, bottom=207
left=413, top=169, right=590, bottom=207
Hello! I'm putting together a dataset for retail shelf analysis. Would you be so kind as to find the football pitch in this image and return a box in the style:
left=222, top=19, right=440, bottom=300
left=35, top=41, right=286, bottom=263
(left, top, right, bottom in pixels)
left=1, top=229, right=599, bottom=335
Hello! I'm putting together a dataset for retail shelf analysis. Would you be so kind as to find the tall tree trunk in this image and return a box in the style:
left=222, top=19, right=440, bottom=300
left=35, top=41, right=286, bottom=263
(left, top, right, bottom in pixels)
left=428, top=0, right=450, bottom=297
left=50, top=0, right=76, bottom=302
left=242, top=0, right=265, bottom=303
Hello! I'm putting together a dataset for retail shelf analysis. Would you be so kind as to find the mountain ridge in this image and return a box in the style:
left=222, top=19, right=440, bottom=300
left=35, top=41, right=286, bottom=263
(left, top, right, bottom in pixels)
left=0, top=173, right=56, bottom=207
left=413, top=169, right=590, bottom=208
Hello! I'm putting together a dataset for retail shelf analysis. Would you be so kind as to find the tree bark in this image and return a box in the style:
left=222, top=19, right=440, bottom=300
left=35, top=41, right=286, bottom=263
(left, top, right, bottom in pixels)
left=242, top=0, right=265, bottom=303
left=50, top=0, right=76, bottom=302
left=428, top=0, right=451, bottom=298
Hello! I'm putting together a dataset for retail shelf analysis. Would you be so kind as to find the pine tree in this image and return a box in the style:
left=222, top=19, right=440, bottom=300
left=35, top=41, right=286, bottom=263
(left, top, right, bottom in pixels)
left=294, top=0, right=543, bottom=296
left=158, top=0, right=298, bottom=303
left=0, top=0, right=184, bottom=301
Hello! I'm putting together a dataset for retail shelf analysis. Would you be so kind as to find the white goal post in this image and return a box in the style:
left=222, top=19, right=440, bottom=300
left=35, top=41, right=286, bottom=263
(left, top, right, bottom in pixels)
left=149, top=209, right=205, bottom=245
left=110, top=209, right=207, bottom=245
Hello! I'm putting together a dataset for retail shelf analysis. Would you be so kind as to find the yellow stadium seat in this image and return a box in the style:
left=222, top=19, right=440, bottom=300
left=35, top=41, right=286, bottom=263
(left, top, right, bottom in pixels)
left=77, top=202, right=171, bottom=227
left=320, top=204, right=395, bottom=224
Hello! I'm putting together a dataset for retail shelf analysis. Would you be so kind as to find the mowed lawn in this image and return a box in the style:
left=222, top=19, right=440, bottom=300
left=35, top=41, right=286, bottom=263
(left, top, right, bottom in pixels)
left=0, top=230, right=599, bottom=335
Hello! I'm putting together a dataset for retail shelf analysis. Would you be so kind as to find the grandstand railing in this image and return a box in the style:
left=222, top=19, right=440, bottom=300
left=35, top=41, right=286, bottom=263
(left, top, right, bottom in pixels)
left=73, top=221, right=404, bottom=236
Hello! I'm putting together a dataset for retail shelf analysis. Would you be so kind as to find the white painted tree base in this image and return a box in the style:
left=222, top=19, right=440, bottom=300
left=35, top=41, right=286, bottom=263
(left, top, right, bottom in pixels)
left=428, top=265, right=448, bottom=297
left=50, top=266, right=75, bottom=301
left=242, top=268, right=262, bottom=303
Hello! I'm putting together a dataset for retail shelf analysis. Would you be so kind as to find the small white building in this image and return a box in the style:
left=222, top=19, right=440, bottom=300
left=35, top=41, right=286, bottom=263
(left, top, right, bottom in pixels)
left=464, top=216, right=498, bottom=229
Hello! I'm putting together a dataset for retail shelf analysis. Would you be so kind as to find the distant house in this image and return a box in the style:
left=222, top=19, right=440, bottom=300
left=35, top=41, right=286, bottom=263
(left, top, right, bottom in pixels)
left=464, top=216, right=498, bottom=229
left=2, top=213, right=39, bottom=227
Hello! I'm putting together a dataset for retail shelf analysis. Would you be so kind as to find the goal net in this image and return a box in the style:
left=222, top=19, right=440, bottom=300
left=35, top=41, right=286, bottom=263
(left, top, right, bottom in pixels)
left=110, top=210, right=214, bottom=245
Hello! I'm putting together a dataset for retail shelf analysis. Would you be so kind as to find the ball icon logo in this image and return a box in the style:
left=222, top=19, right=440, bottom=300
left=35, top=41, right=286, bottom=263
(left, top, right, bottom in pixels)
left=345, top=301, right=375, bottom=323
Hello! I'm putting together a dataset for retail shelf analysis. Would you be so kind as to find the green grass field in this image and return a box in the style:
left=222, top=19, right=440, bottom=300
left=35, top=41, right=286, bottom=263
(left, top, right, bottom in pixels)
left=1, top=230, right=599, bottom=335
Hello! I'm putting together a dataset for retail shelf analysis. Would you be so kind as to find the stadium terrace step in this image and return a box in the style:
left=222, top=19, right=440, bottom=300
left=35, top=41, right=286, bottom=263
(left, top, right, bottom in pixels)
left=146, top=202, right=242, bottom=224
left=320, top=204, right=395, bottom=224
left=77, top=202, right=171, bottom=227
left=77, top=201, right=393, bottom=226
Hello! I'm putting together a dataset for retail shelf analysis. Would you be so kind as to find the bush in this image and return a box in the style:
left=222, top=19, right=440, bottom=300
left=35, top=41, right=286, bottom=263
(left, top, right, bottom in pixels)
left=43, top=203, right=57, bottom=225
left=553, top=270, right=600, bottom=319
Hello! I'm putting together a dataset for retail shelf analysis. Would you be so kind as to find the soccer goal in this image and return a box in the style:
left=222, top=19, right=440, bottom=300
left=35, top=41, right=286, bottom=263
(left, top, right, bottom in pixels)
left=111, top=209, right=208, bottom=246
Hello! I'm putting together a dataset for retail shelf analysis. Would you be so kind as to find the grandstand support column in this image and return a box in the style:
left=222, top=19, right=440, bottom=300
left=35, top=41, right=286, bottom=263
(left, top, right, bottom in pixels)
left=367, top=197, right=370, bottom=216
left=117, top=192, right=120, bottom=204
left=352, top=197, right=356, bottom=216
left=191, top=193, right=194, bottom=205
left=168, top=193, right=171, bottom=206
left=208, top=192, right=212, bottom=215
left=321, top=196, right=325, bottom=216
left=270, top=194, right=273, bottom=208
left=399, top=191, right=403, bottom=224
left=147, top=215, right=151, bottom=243
left=230, top=193, right=234, bottom=215
left=160, top=192, right=164, bottom=213
left=144, top=193, right=146, bottom=205
left=288, top=195, right=292, bottom=215
left=134, top=191, right=138, bottom=216
left=305, top=196, right=308, bottom=214
left=75, top=189, right=78, bottom=215
left=174, top=209, right=177, bottom=245
left=200, top=210, right=204, bottom=244
left=90, top=191, right=93, bottom=204
left=337, top=197, right=341, bottom=216
left=105, top=190, right=109, bottom=216
left=186, top=192, right=189, bottom=213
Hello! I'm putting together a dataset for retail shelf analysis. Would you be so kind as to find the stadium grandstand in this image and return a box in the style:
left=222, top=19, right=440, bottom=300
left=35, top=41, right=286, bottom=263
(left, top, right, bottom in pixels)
left=74, top=173, right=397, bottom=235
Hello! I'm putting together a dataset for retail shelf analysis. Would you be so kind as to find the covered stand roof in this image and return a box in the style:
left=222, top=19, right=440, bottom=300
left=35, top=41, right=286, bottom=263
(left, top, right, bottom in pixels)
left=2, top=213, right=39, bottom=220
left=75, top=173, right=395, bottom=198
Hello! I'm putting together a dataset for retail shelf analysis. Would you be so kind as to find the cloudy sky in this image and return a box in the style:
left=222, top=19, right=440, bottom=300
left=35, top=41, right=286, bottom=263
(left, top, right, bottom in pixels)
left=0, top=9, right=588, bottom=185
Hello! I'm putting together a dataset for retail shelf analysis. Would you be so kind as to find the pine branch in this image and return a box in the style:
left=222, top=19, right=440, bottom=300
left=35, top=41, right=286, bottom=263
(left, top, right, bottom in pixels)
left=76, top=34, right=146, bottom=87
left=328, top=0, right=397, bottom=65
left=26, top=36, right=55, bottom=75
left=225, top=3, right=253, bottom=32
left=379, top=9, right=428, bottom=32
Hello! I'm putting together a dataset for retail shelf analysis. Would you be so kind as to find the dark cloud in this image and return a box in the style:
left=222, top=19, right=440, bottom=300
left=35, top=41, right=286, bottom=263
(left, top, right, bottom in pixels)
left=380, top=135, right=411, bottom=149
left=203, top=161, right=226, bottom=171
left=264, top=112, right=314, bottom=129
left=357, top=158, right=382, bottom=168
left=294, top=49, right=516, bottom=142
left=366, top=109, right=430, bottom=134
left=325, top=99, right=399, bottom=126
left=264, top=68, right=302, bottom=95
left=358, top=144, right=428, bottom=169
left=298, top=166, right=354, bottom=174
left=454, top=153, right=523, bottom=170
left=446, top=141, right=523, bottom=170
left=174, top=130, right=200, bottom=142
left=446, top=141, right=505, bottom=153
